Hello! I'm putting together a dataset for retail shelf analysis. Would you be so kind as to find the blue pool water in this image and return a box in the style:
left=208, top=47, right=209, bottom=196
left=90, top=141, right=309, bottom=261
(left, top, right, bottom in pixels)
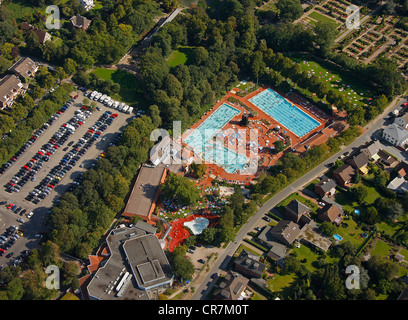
left=333, top=234, right=343, bottom=241
left=184, top=103, right=249, bottom=173
left=249, top=88, right=321, bottom=137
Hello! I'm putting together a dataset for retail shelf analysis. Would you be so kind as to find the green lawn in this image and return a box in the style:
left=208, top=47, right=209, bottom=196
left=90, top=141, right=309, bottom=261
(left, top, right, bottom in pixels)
left=335, top=181, right=381, bottom=213
left=92, top=68, right=148, bottom=107
left=290, top=54, right=375, bottom=109
left=307, top=11, right=341, bottom=28
left=267, top=273, right=297, bottom=296
left=5, top=0, right=37, bottom=21
left=335, top=218, right=366, bottom=248
left=291, top=243, right=338, bottom=273
left=371, top=239, right=392, bottom=258
left=167, top=46, right=194, bottom=68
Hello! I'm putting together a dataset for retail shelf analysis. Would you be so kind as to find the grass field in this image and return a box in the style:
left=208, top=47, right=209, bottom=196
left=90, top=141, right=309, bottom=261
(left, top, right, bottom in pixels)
left=307, top=11, right=341, bottom=28
left=167, top=46, right=195, bottom=68
left=335, top=218, right=366, bottom=247
left=92, top=68, right=147, bottom=107
left=291, top=243, right=338, bottom=273
left=371, top=239, right=392, bottom=258
left=290, top=54, right=375, bottom=108
left=267, top=273, right=297, bottom=296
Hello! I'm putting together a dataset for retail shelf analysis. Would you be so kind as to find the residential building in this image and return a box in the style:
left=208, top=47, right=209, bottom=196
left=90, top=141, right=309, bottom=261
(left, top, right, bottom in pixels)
left=213, top=271, right=249, bottom=300
left=265, top=241, right=287, bottom=261
left=347, top=151, right=369, bottom=175
left=318, top=202, right=343, bottom=225
left=80, top=0, right=94, bottom=11
left=361, top=140, right=382, bottom=161
left=314, top=177, right=336, bottom=197
left=285, top=199, right=311, bottom=223
left=21, top=22, right=51, bottom=44
left=259, top=220, right=301, bottom=247
left=0, top=74, right=25, bottom=109
left=85, top=226, right=173, bottom=300
left=382, top=123, right=408, bottom=149
left=386, top=176, right=408, bottom=194
left=377, top=149, right=398, bottom=167
left=333, top=164, right=355, bottom=188
left=394, top=113, right=408, bottom=129
left=9, top=57, right=38, bottom=80
left=234, top=250, right=265, bottom=279
left=70, top=15, right=92, bottom=31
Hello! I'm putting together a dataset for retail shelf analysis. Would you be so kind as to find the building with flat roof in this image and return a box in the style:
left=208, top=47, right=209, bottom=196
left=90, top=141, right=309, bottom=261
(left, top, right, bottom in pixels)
left=86, top=226, right=173, bottom=300
left=123, top=234, right=173, bottom=291
left=121, top=164, right=168, bottom=221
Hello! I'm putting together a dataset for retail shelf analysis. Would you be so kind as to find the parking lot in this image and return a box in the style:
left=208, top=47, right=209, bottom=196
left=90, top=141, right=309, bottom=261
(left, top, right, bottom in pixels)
left=0, top=90, right=135, bottom=268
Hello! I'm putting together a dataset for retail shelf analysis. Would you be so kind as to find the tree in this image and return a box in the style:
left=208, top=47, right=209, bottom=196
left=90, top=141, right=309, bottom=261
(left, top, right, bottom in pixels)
left=275, top=0, right=303, bottom=21
left=161, top=173, right=200, bottom=205
left=320, top=221, right=337, bottom=237
left=360, top=206, right=380, bottom=225
left=63, top=58, right=78, bottom=76
left=190, top=162, right=206, bottom=178
left=55, top=67, right=67, bottom=84
left=313, top=21, right=338, bottom=57
left=162, top=0, right=179, bottom=12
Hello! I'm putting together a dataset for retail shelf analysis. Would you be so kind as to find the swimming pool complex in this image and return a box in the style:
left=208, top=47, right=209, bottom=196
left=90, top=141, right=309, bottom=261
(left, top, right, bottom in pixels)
left=183, top=103, right=249, bottom=173
left=249, top=88, right=321, bottom=137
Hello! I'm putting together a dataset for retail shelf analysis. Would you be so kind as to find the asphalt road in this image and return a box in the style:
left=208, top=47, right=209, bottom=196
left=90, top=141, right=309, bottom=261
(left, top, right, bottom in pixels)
left=0, top=91, right=134, bottom=268
left=191, top=94, right=407, bottom=300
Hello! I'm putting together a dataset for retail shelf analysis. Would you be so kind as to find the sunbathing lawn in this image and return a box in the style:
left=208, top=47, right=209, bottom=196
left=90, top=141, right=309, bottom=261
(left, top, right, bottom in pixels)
left=290, top=54, right=375, bottom=109
left=371, top=239, right=392, bottom=258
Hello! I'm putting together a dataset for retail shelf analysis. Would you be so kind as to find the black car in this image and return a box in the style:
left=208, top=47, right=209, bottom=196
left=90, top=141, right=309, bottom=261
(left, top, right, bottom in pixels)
left=6, top=252, right=13, bottom=258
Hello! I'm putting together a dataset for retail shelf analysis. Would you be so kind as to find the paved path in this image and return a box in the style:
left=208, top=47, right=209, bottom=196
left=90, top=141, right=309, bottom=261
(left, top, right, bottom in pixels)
left=191, top=93, right=406, bottom=300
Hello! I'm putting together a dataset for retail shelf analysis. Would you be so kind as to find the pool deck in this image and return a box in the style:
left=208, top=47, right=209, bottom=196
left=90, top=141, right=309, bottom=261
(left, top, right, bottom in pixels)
left=178, top=85, right=343, bottom=187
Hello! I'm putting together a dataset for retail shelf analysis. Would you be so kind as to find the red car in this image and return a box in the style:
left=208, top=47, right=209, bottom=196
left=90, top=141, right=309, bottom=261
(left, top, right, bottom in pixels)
left=38, top=151, right=44, bottom=155
left=23, top=165, right=31, bottom=170
left=56, top=111, right=62, bottom=114
left=7, top=204, right=13, bottom=209
left=77, top=121, right=83, bottom=125
left=88, top=129, right=94, bottom=133
left=53, top=145, right=59, bottom=149
left=74, top=95, right=78, bottom=99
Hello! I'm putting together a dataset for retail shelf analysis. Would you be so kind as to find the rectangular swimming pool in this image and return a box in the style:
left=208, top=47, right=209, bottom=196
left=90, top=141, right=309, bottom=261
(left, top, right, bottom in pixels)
left=249, top=88, right=321, bottom=137
left=183, top=103, right=249, bottom=173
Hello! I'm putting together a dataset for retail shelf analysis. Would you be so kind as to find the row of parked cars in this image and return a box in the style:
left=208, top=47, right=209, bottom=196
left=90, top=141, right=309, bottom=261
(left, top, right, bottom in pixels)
left=5, top=101, right=84, bottom=196
left=25, top=108, right=93, bottom=204
left=26, top=111, right=118, bottom=204
left=0, top=98, right=76, bottom=175
left=0, top=225, right=26, bottom=264
left=87, top=90, right=134, bottom=114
